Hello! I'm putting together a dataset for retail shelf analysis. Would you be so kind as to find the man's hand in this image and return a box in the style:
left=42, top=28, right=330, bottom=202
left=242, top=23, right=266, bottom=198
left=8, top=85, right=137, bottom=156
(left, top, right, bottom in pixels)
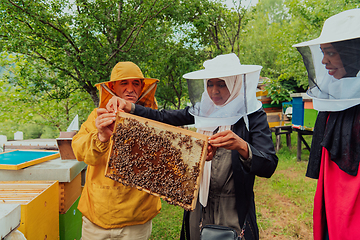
left=95, top=108, right=116, bottom=142
left=106, top=96, right=131, bottom=113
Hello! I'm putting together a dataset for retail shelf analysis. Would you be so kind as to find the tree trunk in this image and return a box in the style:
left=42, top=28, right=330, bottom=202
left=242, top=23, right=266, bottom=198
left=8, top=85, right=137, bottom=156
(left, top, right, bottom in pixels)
left=84, top=85, right=99, bottom=107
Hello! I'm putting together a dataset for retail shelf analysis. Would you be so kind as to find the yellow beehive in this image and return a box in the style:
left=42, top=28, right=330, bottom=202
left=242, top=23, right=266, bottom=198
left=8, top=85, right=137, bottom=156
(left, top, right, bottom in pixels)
left=105, top=112, right=208, bottom=211
left=59, top=173, right=82, bottom=214
left=0, top=181, right=59, bottom=240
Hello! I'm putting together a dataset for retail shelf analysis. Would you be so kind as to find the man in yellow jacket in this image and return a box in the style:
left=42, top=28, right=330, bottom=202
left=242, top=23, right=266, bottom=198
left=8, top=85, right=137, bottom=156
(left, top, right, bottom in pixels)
left=72, top=62, right=161, bottom=239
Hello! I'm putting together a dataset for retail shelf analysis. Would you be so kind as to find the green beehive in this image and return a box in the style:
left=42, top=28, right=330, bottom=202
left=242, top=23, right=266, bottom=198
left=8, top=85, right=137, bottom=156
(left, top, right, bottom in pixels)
left=59, top=197, right=82, bottom=240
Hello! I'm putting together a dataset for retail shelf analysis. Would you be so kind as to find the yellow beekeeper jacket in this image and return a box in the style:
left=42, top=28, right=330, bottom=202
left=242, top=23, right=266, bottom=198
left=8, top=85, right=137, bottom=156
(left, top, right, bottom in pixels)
left=72, top=62, right=161, bottom=229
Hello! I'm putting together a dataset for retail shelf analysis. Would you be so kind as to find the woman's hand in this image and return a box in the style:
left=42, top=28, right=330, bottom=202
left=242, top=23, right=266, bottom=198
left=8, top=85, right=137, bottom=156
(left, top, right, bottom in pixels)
left=208, top=130, right=249, bottom=159
left=206, top=144, right=217, bottom=161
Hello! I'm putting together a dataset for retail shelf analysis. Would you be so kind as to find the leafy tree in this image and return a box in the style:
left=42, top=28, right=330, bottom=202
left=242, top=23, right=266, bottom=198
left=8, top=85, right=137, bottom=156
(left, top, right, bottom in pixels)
left=0, top=53, right=93, bottom=135
left=0, top=0, right=204, bottom=107
left=236, top=0, right=359, bottom=101
left=1, top=0, right=230, bottom=134
left=147, top=42, right=207, bottom=109
left=187, top=0, right=249, bottom=57
left=284, top=0, right=359, bottom=87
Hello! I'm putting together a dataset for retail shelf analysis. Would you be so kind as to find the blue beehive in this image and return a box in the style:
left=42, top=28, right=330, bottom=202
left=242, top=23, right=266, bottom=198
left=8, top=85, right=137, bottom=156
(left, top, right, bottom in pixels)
left=290, top=92, right=318, bottom=130
left=291, top=94, right=304, bottom=126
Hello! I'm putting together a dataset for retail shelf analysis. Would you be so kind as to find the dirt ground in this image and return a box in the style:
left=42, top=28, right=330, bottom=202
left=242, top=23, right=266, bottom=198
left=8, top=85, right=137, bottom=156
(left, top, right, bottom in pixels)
left=254, top=169, right=316, bottom=239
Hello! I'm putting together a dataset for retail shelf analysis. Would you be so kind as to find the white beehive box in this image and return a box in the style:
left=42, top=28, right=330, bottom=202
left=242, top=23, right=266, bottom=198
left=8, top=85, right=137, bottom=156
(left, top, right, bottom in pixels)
left=0, top=204, right=21, bottom=239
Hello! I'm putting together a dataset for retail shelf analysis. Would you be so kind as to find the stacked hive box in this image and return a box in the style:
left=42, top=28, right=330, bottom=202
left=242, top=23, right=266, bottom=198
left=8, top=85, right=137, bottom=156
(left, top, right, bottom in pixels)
left=0, top=181, right=59, bottom=240
left=0, top=156, right=86, bottom=240
left=257, top=89, right=284, bottom=128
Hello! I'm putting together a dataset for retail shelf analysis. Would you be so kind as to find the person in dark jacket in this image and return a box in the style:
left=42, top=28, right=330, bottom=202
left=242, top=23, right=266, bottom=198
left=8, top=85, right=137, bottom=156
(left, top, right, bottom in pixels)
left=293, top=9, right=360, bottom=240
left=107, top=53, right=278, bottom=240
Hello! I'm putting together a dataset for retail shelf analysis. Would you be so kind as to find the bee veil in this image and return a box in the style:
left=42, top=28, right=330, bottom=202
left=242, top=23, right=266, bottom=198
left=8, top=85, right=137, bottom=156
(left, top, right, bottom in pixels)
left=184, top=53, right=263, bottom=132
left=293, top=9, right=360, bottom=112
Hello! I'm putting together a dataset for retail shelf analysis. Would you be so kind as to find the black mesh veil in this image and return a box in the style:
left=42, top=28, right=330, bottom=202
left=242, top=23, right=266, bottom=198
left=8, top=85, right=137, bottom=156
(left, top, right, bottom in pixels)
left=332, top=38, right=360, bottom=78
left=186, top=79, right=204, bottom=106
left=296, top=46, right=317, bottom=89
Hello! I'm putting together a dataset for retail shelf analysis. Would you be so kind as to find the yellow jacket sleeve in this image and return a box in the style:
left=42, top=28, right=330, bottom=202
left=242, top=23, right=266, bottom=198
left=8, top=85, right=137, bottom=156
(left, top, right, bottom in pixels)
left=72, top=108, right=161, bottom=228
left=72, top=109, right=110, bottom=166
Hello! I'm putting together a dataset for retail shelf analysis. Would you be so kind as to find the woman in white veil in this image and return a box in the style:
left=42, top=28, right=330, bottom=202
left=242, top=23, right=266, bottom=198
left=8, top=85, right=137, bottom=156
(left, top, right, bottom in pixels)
left=107, top=53, right=278, bottom=240
left=293, top=8, right=360, bottom=240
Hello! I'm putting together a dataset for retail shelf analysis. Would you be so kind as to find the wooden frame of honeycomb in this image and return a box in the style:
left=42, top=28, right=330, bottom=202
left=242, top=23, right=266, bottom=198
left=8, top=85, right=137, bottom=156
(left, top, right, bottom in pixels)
left=105, top=112, right=208, bottom=211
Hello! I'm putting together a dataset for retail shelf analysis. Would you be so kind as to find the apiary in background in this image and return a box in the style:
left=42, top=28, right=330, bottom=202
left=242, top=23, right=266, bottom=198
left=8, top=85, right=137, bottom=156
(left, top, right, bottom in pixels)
left=105, top=112, right=208, bottom=211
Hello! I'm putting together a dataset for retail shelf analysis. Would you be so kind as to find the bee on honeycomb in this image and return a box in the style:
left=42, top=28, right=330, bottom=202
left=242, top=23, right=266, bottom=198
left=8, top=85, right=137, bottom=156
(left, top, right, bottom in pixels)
left=106, top=117, right=205, bottom=210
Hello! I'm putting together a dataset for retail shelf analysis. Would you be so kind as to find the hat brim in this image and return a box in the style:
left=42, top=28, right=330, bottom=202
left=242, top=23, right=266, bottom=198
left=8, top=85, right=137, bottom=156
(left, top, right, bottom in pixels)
left=95, top=77, right=159, bottom=88
left=293, top=9, right=360, bottom=47
left=183, top=65, right=262, bottom=79
left=293, top=35, right=360, bottom=47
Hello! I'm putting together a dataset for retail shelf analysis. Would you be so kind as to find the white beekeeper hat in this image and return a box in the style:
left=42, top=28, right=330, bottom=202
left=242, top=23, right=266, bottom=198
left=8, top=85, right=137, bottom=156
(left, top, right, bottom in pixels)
left=293, top=8, right=360, bottom=112
left=293, top=8, right=360, bottom=47
left=183, top=53, right=262, bottom=79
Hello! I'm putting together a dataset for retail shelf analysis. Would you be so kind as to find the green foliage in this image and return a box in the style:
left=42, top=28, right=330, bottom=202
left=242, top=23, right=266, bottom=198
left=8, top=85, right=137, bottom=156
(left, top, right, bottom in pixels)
left=188, top=0, right=248, bottom=57
left=0, top=120, right=20, bottom=140
left=0, top=56, right=93, bottom=134
left=148, top=43, right=206, bottom=109
left=0, top=0, right=229, bottom=133
left=1, top=0, right=359, bottom=137
left=264, top=77, right=293, bottom=104
left=237, top=0, right=359, bottom=93
left=278, top=73, right=298, bottom=91
left=20, top=124, right=43, bottom=139
left=0, top=0, right=216, bottom=107
left=238, top=0, right=304, bottom=85
left=40, top=126, right=59, bottom=139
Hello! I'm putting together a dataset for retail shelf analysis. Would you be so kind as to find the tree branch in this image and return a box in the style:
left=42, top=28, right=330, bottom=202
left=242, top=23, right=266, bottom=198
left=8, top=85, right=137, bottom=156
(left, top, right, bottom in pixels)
left=7, top=0, right=80, bottom=55
left=104, top=0, right=174, bottom=65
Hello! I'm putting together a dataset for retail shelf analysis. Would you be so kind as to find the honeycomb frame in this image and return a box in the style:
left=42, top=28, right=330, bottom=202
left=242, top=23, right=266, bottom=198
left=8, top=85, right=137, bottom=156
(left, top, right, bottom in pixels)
left=105, top=112, right=208, bottom=211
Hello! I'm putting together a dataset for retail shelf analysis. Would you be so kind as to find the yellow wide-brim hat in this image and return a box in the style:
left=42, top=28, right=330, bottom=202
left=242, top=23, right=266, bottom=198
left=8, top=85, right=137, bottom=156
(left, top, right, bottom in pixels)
left=95, top=62, right=159, bottom=109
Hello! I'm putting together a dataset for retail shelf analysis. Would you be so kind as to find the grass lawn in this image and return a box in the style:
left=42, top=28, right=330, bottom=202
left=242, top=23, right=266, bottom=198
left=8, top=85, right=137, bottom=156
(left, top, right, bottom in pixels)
left=255, top=132, right=316, bottom=239
left=150, top=132, right=316, bottom=239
